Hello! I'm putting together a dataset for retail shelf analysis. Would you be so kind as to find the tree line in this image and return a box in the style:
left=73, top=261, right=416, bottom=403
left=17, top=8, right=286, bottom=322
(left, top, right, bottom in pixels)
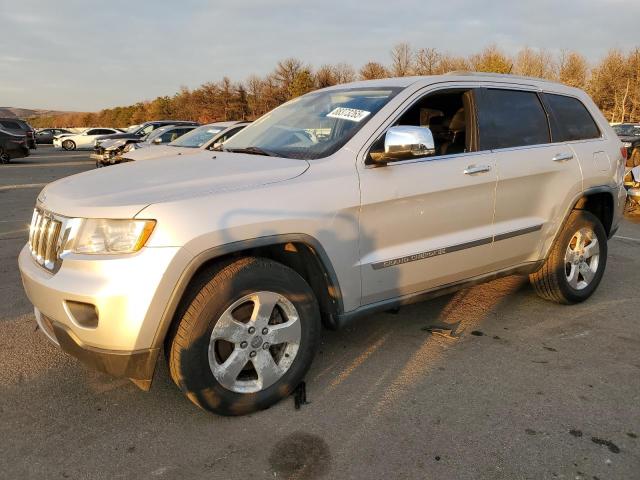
left=29, top=44, right=640, bottom=128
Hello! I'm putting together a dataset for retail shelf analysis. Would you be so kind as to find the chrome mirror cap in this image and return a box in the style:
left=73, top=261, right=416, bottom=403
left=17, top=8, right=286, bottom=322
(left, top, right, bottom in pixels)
left=370, top=126, right=436, bottom=165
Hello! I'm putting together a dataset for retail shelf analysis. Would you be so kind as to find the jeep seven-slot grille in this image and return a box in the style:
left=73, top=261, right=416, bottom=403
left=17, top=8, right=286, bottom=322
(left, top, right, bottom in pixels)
left=29, top=208, right=63, bottom=271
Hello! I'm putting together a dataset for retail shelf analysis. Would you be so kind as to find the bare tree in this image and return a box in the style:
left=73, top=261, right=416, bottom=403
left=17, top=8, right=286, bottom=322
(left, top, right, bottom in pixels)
left=514, top=47, right=556, bottom=79
left=558, top=50, right=589, bottom=88
left=332, top=63, right=356, bottom=84
left=391, top=43, right=414, bottom=76
left=469, top=45, right=512, bottom=73
left=359, top=61, right=388, bottom=80
left=415, top=48, right=441, bottom=75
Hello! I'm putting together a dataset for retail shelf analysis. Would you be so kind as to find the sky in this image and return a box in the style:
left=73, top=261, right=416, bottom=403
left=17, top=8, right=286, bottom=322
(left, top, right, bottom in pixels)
left=0, top=0, right=637, bottom=112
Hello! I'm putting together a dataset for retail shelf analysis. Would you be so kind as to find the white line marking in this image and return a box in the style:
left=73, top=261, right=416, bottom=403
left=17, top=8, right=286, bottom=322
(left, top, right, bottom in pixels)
left=5, top=161, right=92, bottom=168
left=0, top=183, right=47, bottom=191
left=0, top=228, right=28, bottom=237
left=614, top=235, right=640, bottom=243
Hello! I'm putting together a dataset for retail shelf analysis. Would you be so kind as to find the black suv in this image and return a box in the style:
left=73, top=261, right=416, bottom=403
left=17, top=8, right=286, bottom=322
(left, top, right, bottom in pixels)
left=0, top=118, right=37, bottom=149
left=0, top=129, right=29, bottom=163
left=93, top=120, right=198, bottom=155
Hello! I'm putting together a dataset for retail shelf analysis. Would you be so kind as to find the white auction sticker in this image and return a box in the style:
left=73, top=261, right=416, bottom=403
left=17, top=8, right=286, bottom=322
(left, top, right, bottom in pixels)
left=326, top=107, right=371, bottom=122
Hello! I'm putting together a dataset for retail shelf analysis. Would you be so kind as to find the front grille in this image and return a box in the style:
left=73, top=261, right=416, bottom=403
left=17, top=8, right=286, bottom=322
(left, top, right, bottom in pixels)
left=29, top=208, right=64, bottom=272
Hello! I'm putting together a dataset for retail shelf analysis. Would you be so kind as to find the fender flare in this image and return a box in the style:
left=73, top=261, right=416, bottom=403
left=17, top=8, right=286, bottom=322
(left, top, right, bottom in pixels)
left=150, top=233, right=344, bottom=351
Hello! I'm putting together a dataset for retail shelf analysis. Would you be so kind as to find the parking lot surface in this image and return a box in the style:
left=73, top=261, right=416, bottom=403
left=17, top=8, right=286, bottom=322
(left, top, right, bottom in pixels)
left=1, top=147, right=639, bottom=479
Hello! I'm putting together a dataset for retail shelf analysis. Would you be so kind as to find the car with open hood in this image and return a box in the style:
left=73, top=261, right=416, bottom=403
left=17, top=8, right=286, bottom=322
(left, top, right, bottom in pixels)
left=92, top=124, right=198, bottom=167
left=92, top=120, right=199, bottom=157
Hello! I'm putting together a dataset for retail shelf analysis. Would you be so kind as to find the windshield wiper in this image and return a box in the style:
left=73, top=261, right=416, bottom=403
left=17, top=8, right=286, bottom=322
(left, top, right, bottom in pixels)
left=224, top=146, right=275, bottom=157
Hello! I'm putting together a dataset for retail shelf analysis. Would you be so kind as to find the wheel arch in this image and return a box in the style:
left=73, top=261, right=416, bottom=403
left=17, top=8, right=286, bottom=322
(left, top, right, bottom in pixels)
left=153, top=234, right=344, bottom=352
left=539, top=186, right=617, bottom=264
left=571, top=186, right=615, bottom=236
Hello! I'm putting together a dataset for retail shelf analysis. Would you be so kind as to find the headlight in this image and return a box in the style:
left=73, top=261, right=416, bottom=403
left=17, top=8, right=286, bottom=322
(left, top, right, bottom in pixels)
left=623, top=142, right=632, bottom=148
left=69, top=219, right=156, bottom=254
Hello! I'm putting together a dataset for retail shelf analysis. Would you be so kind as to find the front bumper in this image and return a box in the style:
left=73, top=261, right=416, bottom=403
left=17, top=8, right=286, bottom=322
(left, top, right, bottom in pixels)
left=91, top=152, right=124, bottom=166
left=19, top=244, right=189, bottom=385
left=36, top=309, right=158, bottom=389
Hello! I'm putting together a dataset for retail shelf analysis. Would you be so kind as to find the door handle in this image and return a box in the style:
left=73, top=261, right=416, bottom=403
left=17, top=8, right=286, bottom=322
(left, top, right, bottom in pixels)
left=464, top=164, right=492, bottom=175
left=552, top=153, right=574, bottom=162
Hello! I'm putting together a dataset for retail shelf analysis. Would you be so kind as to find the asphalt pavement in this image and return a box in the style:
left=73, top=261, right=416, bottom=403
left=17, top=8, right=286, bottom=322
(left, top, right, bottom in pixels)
left=1, top=146, right=638, bottom=479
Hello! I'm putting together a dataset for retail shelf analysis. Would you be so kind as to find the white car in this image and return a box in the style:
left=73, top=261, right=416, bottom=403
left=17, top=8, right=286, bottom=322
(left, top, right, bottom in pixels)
left=53, top=128, right=122, bottom=151
left=118, top=122, right=248, bottom=162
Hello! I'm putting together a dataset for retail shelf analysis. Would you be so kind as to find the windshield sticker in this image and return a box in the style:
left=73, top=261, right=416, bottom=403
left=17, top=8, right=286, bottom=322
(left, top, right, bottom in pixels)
left=327, top=107, right=371, bottom=122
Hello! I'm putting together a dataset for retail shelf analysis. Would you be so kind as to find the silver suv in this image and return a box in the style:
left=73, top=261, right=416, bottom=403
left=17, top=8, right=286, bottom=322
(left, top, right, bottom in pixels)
left=19, top=73, right=626, bottom=415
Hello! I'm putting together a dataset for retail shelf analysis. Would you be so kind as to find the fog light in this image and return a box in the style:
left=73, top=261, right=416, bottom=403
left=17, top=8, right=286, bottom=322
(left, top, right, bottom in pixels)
left=66, top=301, right=99, bottom=328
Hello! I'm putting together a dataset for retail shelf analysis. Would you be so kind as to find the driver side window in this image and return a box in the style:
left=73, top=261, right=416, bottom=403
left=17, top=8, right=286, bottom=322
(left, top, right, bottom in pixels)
left=369, top=89, right=477, bottom=162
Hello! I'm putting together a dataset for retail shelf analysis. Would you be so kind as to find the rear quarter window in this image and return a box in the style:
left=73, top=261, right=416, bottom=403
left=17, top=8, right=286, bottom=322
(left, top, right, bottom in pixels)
left=478, top=89, right=550, bottom=150
left=0, top=120, right=23, bottom=130
left=543, top=93, right=600, bottom=142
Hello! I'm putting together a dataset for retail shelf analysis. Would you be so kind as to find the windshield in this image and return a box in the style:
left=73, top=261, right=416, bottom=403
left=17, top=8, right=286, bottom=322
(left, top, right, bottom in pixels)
left=126, top=124, right=140, bottom=133
left=223, top=87, right=402, bottom=159
left=144, top=126, right=171, bottom=143
left=170, top=124, right=224, bottom=148
left=614, top=124, right=640, bottom=136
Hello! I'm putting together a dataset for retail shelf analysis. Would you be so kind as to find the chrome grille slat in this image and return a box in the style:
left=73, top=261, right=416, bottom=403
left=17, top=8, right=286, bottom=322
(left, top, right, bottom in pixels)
left=32, top=213, right=45, bottom=256
left=28, top=208, right=65, bottom=272
left=37, top=216, right=50, bottom=260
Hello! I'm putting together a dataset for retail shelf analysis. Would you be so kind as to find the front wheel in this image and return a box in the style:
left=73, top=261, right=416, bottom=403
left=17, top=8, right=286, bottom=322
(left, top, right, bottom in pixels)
left=167, top=257, right=321, bottom=416
left=529, top=210, right=607, bottom=304
left=62, top=140, right=76, bottom=151
left=0, top=148, right=9, bottom=164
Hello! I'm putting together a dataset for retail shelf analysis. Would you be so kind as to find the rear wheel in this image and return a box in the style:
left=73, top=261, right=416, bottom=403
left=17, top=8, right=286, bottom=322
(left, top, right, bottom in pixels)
left=529, top=210, right=607, bottom=304
left=62, top=140, right=76, bottom=151
left=167, top=257, right=321, bottom=416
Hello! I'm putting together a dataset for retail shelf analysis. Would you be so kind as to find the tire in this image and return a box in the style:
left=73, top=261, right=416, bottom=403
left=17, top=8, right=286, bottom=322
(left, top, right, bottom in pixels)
left=167, top=257, right=321, bottom=416
left=529, top=210, right=607, bottom=304
left=0, top=148, right=9, bottom=164
left=62, top=140, right=76, bottom=151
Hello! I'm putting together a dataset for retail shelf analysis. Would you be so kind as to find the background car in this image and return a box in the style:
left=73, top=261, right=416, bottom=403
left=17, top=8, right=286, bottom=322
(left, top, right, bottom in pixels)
left=0, top=118, right=37, bottom=149
left=613, top=123, right=640, bottom=168
left=0, top=128, right=29, bottom=163
left=35, top=128, right=72, bottom=144
left=93, top=120, right=199, bottom=155
left=93, top=124, right=198, bottom=167
left=53, top=128, right=122, bottom=150
left=117, top=121, right=249, bottom=163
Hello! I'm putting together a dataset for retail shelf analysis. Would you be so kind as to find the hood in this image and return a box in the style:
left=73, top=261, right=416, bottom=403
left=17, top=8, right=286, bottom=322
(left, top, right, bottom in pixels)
left=125, top=145, right=200, bottom=161
left=102, top=138, right=128, bottom=150
left=37, top=151, right=310, bottom=218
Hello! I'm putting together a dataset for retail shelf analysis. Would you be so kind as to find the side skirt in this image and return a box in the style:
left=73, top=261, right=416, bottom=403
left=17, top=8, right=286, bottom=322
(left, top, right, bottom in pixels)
left=334, top=261, right=543, bottom=329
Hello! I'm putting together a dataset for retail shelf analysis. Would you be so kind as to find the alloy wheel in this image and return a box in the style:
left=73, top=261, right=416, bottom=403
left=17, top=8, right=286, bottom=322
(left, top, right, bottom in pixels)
left=564, top=227, right=600, bottom=290
left=208, top=291, right=301, bottom=393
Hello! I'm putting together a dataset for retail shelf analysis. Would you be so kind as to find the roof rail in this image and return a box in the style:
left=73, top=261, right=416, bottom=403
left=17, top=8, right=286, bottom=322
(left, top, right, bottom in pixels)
left=445, top=70, right=557, bottom=84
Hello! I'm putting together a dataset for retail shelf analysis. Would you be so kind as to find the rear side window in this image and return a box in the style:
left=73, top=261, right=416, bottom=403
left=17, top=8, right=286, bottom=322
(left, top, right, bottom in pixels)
left=1, top=120, right=22, bottom=130
left=544, top=93, right=600, bottom=142
left=479, top=89, right=550, bottom=150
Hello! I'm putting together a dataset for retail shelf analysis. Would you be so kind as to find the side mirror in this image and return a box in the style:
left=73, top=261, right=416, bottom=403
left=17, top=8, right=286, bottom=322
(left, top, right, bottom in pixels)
left=153, top=138, right=163, bottom=144
left=369, top=126, right=436, bottom=165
